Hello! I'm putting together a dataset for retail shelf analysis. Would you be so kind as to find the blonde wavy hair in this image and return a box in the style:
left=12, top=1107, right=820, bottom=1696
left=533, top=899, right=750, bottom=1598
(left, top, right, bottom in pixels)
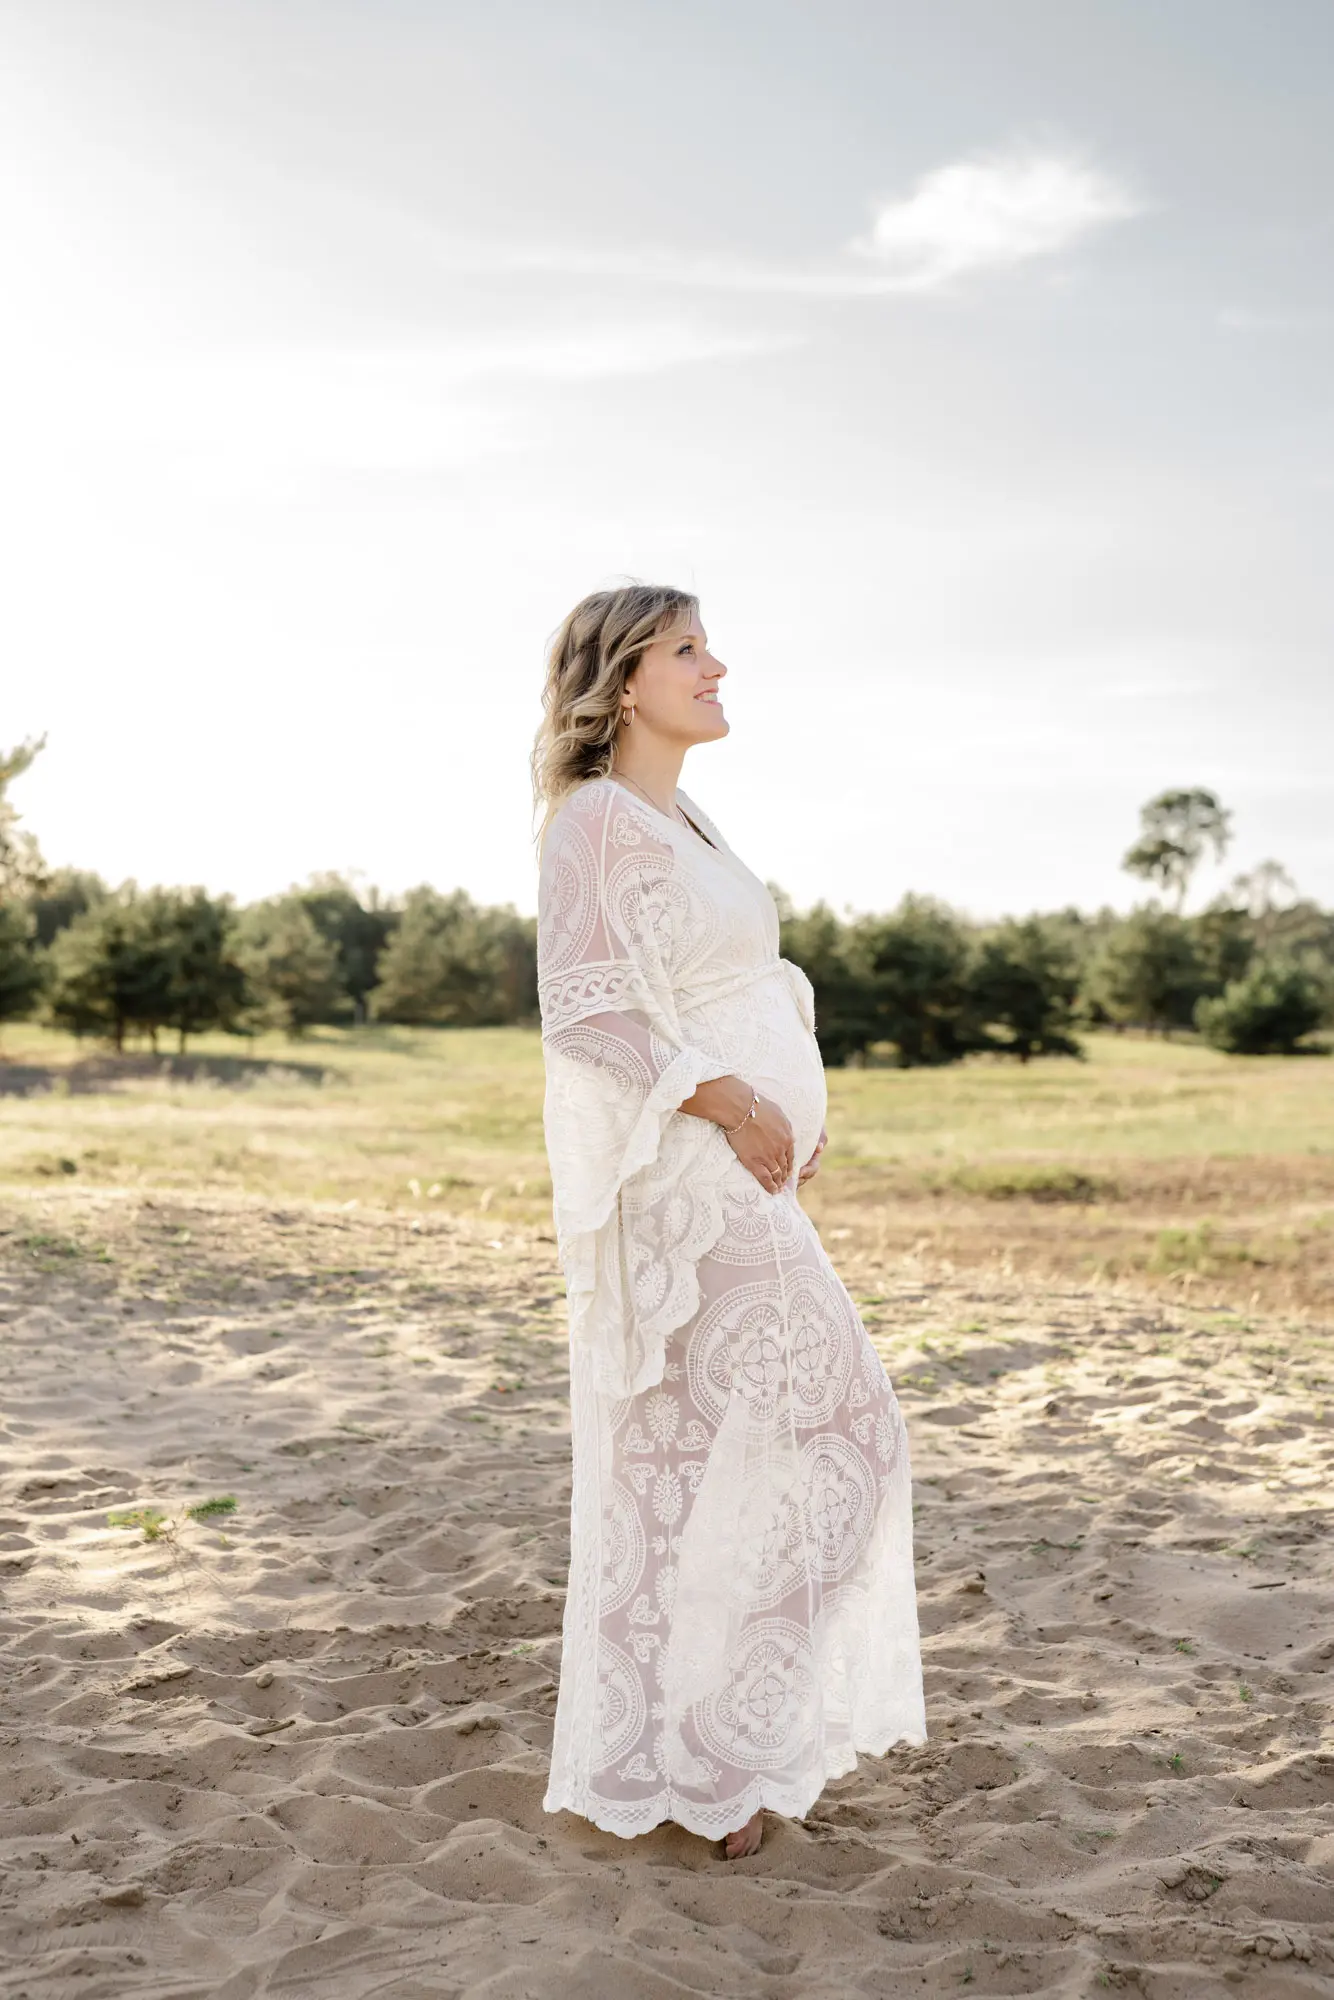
left=531, top=581, right=698, bottom=847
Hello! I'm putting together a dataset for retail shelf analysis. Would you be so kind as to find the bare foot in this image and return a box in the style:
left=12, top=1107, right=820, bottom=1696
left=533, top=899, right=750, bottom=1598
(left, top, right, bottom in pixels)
left=722, top=1808, right=763, bottom=1859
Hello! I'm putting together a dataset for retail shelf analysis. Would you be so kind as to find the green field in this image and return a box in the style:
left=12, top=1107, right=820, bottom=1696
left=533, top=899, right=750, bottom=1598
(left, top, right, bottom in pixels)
left=2, top=1022, right=1331, bottom=1312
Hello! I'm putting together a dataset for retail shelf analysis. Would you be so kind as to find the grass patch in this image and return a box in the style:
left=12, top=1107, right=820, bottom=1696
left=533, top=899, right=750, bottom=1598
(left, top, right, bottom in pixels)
left=107, top=1495, right=238, bottom=1543
left=1149, top=1223, right=1270, bottom=1276
left=20, top=1231, right=84, bottom=1258
left=938, top=1164, right=1115, bottom=1204
left=4, top=1019, right=1334, bottom=1313
left=106, top=1505, right=172, bottom=1542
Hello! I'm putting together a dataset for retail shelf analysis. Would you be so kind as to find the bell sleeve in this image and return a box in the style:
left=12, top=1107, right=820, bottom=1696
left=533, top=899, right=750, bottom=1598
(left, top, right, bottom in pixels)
left=537, top=779, right=738, bottom=1400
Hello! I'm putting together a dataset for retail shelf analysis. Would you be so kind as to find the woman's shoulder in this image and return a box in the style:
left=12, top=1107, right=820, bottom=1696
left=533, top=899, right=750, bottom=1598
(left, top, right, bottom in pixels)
left=541, top=778, right=653, bottom=883
left=549, top=775, right=671, bottom=848
left=545, top=775, right=621, bottom=845
left=564, top=774, right=619, bottom=817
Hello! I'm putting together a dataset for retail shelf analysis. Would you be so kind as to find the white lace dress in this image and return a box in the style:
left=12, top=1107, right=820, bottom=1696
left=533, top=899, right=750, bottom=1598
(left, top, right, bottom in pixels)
left=537, top=774, right=925, bottom=1840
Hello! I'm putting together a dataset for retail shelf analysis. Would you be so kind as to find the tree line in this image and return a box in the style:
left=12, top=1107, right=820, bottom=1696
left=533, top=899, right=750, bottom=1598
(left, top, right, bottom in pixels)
left=2, top=867, right=536, bottom=1051
left=1, top=747, right=1329, bottom=1061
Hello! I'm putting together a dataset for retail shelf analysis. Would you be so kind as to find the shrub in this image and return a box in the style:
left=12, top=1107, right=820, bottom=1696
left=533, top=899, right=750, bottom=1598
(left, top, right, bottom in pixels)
left=1085, top=908, right=1206, bottom=1033
left=1195, top=960, right=1329, bottom=1055
left=969, top=916, right=1083, bottom=1061
left=943, top=1164, right=1113, bottom=1204
left=45, top=887, right=248, bottom=1051
left=370, top=888, right=536, bottom=1026
left=852, top=896, right=981, bottom=1068
left=235, top=896, right=341, bottom=1037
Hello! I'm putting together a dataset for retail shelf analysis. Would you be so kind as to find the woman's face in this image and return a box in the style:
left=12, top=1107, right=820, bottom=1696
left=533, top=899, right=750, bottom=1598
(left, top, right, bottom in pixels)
left=623, top=616, right=729, bottom=745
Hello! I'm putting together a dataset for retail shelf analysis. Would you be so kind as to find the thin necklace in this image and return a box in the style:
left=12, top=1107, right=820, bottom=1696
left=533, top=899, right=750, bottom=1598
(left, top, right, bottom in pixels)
left=614, top=767, right=688, bottom=829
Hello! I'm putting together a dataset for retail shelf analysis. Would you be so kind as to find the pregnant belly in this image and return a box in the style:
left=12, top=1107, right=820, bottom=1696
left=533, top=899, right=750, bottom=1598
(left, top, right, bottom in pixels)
left=686, top=974, right=827, bottom=1172
left=749, top=1026, right=827, bottom=1171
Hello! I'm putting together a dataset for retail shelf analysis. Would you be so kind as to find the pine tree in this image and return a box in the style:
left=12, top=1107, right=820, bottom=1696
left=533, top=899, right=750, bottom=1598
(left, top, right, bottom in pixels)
left=235, top=896, right=341, bottom=1037
left=1122, top=789, right=1232, bottom=910
left=969, top=917, right=1083, bottom=1061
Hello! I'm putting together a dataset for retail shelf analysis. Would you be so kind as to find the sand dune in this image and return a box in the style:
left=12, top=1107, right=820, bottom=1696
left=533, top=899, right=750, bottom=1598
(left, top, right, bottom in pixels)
left=1, top=1185, right=1331, bottom=1996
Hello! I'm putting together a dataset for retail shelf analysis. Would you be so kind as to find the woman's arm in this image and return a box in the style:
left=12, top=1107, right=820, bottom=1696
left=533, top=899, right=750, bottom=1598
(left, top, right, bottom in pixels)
left=679, top=1075, right=795, bottom=1187
left=540, top=788, right=797, bottom=1193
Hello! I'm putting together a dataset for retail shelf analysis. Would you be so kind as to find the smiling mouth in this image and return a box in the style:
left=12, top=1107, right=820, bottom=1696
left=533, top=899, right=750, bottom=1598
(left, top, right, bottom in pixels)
left=695, top=690, right=722, bottom=703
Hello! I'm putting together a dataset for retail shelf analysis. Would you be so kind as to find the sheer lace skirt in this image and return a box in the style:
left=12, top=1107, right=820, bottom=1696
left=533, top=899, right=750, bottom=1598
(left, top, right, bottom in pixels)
left=543, top=1172, right=926, bottom=1840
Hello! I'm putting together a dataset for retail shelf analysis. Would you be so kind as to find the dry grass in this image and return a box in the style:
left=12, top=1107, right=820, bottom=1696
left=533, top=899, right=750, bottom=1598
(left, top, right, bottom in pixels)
left=2, top=1020, right=1331, bottom=1317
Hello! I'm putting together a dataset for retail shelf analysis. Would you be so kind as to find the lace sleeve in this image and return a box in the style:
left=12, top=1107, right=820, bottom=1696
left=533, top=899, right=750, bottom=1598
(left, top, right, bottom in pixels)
left=538, top=780, right=737, bottom=1399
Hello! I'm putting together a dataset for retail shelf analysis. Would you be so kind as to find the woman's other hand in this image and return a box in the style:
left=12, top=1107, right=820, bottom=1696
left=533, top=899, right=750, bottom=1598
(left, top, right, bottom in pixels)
left=797, top=1125, right=828, bottom=1185
left=724, top=1093, right=795, bottom=1193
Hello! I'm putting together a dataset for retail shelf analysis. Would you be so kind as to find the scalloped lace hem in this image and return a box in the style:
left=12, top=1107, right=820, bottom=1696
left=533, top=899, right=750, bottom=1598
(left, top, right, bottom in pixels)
left=618, top=1149, right=735, bottom=1393
left=555, top=1042, right=732, bottom=1251
left=542, top=1720, right=929, bottom=1842
left=559, top=1049, right=742, bottom=1401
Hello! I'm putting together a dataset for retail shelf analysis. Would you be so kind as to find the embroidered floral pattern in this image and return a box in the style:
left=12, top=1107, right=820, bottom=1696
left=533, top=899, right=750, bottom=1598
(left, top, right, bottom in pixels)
left=539, top=778, right=925, bottom=1839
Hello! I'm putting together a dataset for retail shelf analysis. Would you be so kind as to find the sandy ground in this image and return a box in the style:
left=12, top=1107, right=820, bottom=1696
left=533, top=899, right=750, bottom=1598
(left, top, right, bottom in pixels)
left=1, top=1185, right=1331, bottom=1999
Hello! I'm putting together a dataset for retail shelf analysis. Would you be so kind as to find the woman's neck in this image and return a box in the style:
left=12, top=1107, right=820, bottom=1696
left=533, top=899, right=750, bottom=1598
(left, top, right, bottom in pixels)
left=611, top=736, right=686, bottom=815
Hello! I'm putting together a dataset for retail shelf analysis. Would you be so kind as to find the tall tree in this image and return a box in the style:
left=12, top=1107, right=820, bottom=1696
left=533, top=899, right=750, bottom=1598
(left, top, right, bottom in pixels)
left=45, top=893, right=178, bottom=1051
left=1122, top=788, right=1233, bottom=910
left=0, top=735, right=49, bottom=899
left=1230, top=860, right=1298, bottom=949
left=164, top=889, right=249, bottom=1050
left=853, top=896, right=981, bottom=1068
left=297, top=873, right=399, bottom=1025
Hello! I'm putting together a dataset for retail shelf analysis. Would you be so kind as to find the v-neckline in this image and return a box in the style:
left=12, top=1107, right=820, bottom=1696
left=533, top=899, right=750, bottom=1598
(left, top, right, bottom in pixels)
left=607, top=776, right=720, bottom=855
left=676, top=803, right=719, bottom=851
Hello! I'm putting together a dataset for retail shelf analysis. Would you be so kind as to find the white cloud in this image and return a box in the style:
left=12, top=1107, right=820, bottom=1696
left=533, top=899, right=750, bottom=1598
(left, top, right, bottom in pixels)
left=846, top=143, right=1144, bottom=292
left=411, top=143, right=1143, bottom=299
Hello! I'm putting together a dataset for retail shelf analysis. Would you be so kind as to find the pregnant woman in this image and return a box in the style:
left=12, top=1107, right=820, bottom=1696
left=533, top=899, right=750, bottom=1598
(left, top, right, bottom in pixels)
left=532, top=584, right=925, bottom=1859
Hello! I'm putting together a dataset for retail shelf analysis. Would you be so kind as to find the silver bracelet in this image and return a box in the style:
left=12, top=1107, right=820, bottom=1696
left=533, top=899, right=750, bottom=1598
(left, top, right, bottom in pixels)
left=722, top=1088, right=758, bottom=1137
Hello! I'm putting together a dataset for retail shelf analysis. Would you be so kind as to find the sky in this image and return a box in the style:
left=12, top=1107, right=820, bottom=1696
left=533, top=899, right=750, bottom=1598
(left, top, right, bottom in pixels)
left=2, top=0, right=1331, bottom=921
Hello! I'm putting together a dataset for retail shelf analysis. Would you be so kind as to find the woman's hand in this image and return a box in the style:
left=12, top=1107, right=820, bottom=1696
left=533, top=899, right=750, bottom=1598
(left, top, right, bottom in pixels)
left=676, top=1074, right=794, bottom=1193
left=797, top=1124, right=828, bottom=1186
left=723, top=1092, right=795, bottom=1193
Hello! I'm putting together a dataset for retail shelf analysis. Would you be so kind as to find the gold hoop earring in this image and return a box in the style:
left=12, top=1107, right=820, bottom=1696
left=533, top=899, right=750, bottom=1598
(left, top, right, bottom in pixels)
left=621, top=706, right=635, bottom=727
